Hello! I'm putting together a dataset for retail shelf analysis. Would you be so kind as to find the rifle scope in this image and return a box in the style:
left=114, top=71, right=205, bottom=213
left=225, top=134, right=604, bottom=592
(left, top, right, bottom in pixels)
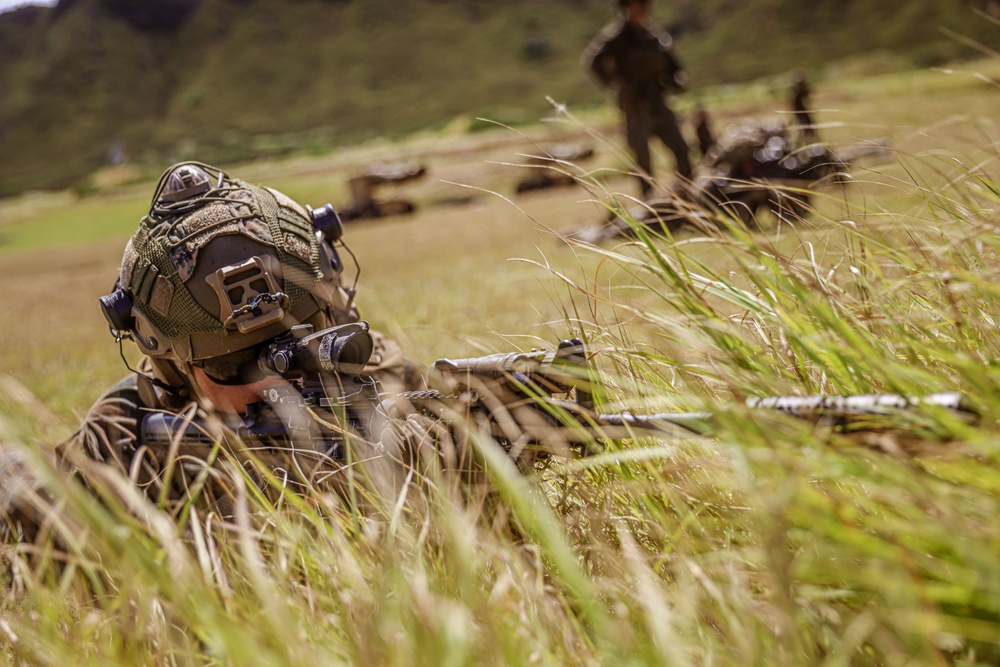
left=259, top=321, right=373, bottom=378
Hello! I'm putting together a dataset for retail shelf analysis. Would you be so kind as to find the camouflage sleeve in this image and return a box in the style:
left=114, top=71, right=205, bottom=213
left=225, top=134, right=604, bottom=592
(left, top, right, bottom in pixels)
left=0, top=375, right=146, bottom=544
left=582, top=21, right=623, bottom=88
left=0, top=441, right=48, bottom=544
left=58, top=375, right=144, bottom=475
left=663, top=47, right=686, bottom=89
left=652, top=27, right=686, bottom=90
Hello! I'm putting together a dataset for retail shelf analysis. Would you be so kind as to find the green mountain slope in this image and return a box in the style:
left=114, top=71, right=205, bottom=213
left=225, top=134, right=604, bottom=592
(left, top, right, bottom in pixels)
left=0, top=0, right=996, bottom=196
left=675, top=0, right=998, bottom=82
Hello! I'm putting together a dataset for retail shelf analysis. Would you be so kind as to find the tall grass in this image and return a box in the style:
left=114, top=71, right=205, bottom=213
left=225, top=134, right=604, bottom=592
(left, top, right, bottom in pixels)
left=2, top=125, right=1000, bottom=667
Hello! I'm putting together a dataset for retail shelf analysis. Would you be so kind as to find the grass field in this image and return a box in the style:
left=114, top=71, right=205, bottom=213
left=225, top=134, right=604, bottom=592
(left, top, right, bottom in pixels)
left=1, top=59, right=1000, bottom=665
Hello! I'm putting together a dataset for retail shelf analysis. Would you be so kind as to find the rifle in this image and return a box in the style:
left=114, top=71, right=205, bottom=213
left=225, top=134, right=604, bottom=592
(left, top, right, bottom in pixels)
left=401, top=338, right=980, bottom=452
left=140, top=326, right=980, bottom=466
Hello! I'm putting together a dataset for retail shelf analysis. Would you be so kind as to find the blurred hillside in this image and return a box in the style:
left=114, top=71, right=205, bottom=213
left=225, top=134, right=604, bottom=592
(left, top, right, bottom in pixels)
left=1, top=0, right=996, bottom=196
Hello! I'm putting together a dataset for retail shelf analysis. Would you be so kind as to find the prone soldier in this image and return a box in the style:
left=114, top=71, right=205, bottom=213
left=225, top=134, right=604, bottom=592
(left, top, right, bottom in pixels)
left=53, top=162, right=435, bottom=519
left=0, top=161, right=625, bottom=543
left=0, top=161, right=591, bottom=545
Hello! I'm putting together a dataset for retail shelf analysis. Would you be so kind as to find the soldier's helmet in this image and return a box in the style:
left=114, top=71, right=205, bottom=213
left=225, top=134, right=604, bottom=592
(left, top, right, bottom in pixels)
left=100, top=162, right=353, bottom=388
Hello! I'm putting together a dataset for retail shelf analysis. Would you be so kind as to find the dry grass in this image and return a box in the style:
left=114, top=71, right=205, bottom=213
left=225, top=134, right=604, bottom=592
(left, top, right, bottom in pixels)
left=1, top=59, right=1000, bottom=665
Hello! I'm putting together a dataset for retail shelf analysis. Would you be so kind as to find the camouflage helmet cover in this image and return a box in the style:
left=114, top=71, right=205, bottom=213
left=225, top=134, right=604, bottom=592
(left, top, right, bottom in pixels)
left=118, top=162, right=344, bottom=364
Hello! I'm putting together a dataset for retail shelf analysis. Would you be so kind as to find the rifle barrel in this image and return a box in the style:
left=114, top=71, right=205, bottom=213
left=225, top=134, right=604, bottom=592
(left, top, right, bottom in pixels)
left=597, top=412, right=714, bottom=435
left=596, top=392, right=978, bottom=438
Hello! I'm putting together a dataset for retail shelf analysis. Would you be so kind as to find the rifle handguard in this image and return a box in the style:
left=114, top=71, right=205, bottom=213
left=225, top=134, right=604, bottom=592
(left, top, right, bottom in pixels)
left=432, top=338, right=593, bottom=403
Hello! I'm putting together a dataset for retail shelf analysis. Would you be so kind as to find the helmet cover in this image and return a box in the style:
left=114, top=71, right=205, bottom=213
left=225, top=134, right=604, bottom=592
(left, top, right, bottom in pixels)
left=117, top=162, right=334, bottom=362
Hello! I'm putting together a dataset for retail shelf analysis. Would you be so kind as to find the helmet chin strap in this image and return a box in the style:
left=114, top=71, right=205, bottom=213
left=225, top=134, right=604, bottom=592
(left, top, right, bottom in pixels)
left=117, top=336, right=177, bottom=392
left=115, top=335, right=195, bottom=413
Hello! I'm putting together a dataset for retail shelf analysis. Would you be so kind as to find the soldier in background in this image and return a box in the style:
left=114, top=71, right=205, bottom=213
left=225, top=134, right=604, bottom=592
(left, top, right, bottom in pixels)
left=791, top=72, right=818, bottom=144
left=583, top=0, right=692, bottom=198
left=692, top=105, right=716, bottom=160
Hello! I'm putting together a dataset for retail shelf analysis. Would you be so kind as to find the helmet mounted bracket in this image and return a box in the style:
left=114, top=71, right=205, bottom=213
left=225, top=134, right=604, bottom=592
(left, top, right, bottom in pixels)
left=206, top=256, right=288, bottom=334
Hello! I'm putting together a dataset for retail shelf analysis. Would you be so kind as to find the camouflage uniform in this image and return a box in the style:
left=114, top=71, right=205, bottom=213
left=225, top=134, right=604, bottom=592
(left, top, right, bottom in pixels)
left=46, top=164, right=434, bottom=522
left=59, top=331, right=426, bottom=518
left=584, top=14, right=692, bottom=196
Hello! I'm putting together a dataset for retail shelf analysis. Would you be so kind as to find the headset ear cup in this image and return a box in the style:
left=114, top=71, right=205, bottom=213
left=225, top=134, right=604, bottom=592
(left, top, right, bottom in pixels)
left=99, top=288, right=135, bottom=335
left=308, top=203, right=343, bottom=243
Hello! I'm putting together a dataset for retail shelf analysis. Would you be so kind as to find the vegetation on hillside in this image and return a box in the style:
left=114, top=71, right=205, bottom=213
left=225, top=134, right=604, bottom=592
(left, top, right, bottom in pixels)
left=1, top=0, right=997, bottom=196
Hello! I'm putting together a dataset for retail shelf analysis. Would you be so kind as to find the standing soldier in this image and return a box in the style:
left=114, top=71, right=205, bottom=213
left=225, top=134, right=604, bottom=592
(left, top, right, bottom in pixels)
left=583, top=0, right=692, bottom=198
